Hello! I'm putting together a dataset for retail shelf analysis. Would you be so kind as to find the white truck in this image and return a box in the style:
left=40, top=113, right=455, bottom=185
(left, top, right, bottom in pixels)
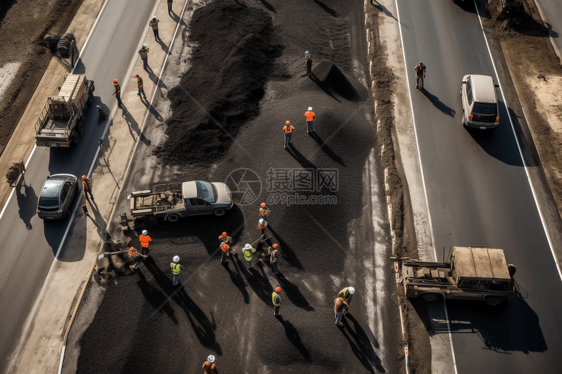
left=35, top=74, right=95, bottom=148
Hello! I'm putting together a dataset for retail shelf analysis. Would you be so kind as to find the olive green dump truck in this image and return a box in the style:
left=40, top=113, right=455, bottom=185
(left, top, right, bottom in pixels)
left=394, top=246, right=517, bottom=306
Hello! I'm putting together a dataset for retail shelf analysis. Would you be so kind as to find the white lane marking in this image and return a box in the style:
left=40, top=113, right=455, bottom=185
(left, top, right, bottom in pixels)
left=392, top=1, right=459, bottom=373
left=473, top=0, right=562, bottom=281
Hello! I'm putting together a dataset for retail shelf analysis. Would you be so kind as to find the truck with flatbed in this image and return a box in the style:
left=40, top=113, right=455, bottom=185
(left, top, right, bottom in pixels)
left=35, top=73, right=95, bottom=148
left=393, top=246, right=517, bottom=306
left=128, top=180, right=234, bottom=222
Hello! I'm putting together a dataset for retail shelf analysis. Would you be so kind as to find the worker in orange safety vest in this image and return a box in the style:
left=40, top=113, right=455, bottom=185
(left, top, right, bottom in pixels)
left=136, top=73, right=146, bottom=99
left=258, top=219, right=268, bottom=240
left=113, top=79, right=123, bottom=107
left=139, top=230, right=152, bottom=256
left=283, top=121, right=295, bottom=149
left=82, top=175, right=93, bottom=200
left=259, top=202, right=270, bottom=219
left=128, top=246, right=147, bottom=271
left=305, top=107, right=315, bottom=133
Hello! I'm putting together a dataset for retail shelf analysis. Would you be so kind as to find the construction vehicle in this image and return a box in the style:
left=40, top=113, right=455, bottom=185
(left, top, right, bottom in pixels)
left=128, top=181, right=234, bottom=222
left=35, top=74, right=95, bottom=148
left=393, top=246, right=517, bottom=306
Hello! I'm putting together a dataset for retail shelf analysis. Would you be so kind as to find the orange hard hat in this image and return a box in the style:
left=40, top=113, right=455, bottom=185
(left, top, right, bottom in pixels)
left=113, top=79, right=118, bottom=83
left=135, top=73, right=139, bottom=77
left=222, top=232, right=227, bottom=237
left=261, top=203, right=266, bottom=208
left=276, top=287, right=281, bottom=293
left=82, top=175, right=87, bottom=180
left=272, top=244, right=278, bottom=248
left=286, top=120, right=290, bottom=125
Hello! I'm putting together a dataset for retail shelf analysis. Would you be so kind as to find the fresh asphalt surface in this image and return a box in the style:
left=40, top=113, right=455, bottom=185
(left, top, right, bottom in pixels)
left=70, top=1, right=402, bottom=373
left=534, top=0, right=562, bottom=59
left=0, top=0, right=158, bottom=371
left=396, top=0, right=562, bottom=373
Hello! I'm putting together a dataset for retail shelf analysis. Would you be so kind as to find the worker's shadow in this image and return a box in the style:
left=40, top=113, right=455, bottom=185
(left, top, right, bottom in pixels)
left=267, top=226, right=304, bottom=270
left=308, top=132, right=345, bottom=166
left=85, top=198, right=109, bottom=241
left=276, top=318, right=312, bottom=362
left=121, top=107, right=141, bottom=140
left=16, top=183, right=37, bottom=230
left=156, top=38, right=169, bottom=54
left=222, top=260, right=250, bottom=304
left=135, top=269, right=179, bottom=324
left=340, top=314, right=385, bottom=373
left=141, top=99, right=163, bottom=122
left=309, top=73, right=341, bottom=103
left=276, top=274, right=314, bottom=311
left=173, top=287, right=222, bottom=354
left=421, top=89, right=455, bottom=117
left=286, top=144, right=318, bottom=170
left=240, top=259, right=274, bottom=306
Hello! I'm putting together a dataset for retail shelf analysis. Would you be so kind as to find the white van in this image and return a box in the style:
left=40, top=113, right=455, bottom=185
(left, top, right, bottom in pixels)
left=460, top=74, right=500, bottom=130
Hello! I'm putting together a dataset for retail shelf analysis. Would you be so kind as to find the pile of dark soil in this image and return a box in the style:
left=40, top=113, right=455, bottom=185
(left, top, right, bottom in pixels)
left=486, top=0, right=549, bottom=37
left=0, top=0, right=84, bottom=154
left=153, top=0, right=282, bottom=165
left=94, top=241, right=129, bottom=286
left=313, top=60, right=359, bottom=101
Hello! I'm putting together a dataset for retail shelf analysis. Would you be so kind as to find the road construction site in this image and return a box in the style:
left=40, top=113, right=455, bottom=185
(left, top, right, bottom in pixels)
left=1, top=0, right=562, bottom=373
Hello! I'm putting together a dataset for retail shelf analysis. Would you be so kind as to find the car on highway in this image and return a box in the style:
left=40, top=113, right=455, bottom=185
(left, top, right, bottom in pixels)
left=460, top=74, right=500, bottom=130
left=37, top=174, right=78, bottom=220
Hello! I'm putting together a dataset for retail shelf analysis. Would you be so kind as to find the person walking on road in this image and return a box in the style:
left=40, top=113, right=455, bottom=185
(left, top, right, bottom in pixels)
left=139, top=44, right=150, bottom=70
left=170, top=256, right=184, bottom=286
left=128, top=246, right=147, bottom=271
left=219, top=232, right=233, bottom=264
left=272, top=287, right=282, bottom=316
left=305, top=51, right=313, bottom=76
left=149, top=16, right=160, bottom=40
left=338, top=286, right=355, bottom=305
left=139, top=230, right=152, bottom=256
left=334, top=296, right=349, bottom=326
left=414, top=62, right=426, bottom=90
left=268, top=243, right=280, bottom=275
left=202, top=355, right=218, bottom=374
left=305, top=107, right=315, bottom=133
left=113, top=79, right=123, bottom=107
left=258, top=218, right=268, bottom=239
left=82, top=175, right=94, bottom=200
left=242, top=243, right=256, bottom=269
left=136, top=74, right=146, bottom=99
left=259, top=202, right=270, bottom=219
left=283, top=121, right=295, bottom=149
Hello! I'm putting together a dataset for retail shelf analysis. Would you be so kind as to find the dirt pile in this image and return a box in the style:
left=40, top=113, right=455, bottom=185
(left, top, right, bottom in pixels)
left=94, top=241, right=130, bottom=286
left=154, top=0, right=282, bottom=165
left=313, top=60, right=359, bottom=101
left=486, top=0, right=550, bottom=37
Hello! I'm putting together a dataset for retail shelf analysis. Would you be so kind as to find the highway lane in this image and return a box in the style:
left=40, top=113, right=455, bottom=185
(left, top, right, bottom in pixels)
left=395, top=0, right=562, bottom=373
left=0, top=0, right=157, bottom=370
left=534, top=0, right=562, bottom=61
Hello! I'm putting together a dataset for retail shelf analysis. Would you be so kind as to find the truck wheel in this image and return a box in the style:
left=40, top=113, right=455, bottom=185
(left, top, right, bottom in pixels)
left=77, top=119, right=84, bottom=137
left=166, top=214, right=180, bottom=223
left=213, top=208, right=226, bottom=217
left=484, top=296, right=505, bottom=306
left=421, top=293, right=439, bottom=302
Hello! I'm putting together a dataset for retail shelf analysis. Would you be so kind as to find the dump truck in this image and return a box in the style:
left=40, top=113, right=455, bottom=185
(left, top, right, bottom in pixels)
left=35, top=74, right=95, bottom=148
left=128, top=181, right=234, bottom=222
left=393, top=246, right=516, bottom=306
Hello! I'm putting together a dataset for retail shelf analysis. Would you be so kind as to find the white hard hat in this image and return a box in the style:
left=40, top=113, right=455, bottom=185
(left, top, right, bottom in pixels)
left=207, top=355, right=215, bottom=363
left=244, top=243, right=252, bottom=249
left=173, top=256, right=179, bottom=262
left=259, top=219, right=265, bottom=225
left=142, top=43, right=147, bottom=48
left=305, top=51, right=309, bottom=55
left=142, top=230, right=148, bottom=236
left=308, top=107, right=312, bottom=111
left=152, top=16, right=156, bottom=19
left=349, top=287, right=355, bottom=295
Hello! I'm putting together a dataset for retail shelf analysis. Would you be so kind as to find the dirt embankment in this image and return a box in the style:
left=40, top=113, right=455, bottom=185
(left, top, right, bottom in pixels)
left=484, top=0, right=562, bottom=220
left=154, top=0, right=283, bottom=165
left=0, top=0, right=84, bottom=155
left=366, top=3, right=430, bottom=374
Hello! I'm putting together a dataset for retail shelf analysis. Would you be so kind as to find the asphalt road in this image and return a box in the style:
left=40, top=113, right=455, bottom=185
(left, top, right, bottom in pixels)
left=534, top=0, right=562, bottom=61
left=0, top=0, right=158, bottom=371
left=68, top=1, right=403, bottom=373
left=396, top=0, right=562, bottom=373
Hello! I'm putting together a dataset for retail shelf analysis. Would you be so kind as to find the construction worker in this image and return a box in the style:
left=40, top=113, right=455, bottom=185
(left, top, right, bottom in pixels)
left=305, top=106, right=315, bottom=133
left=242, top=243, right=256, bottom=269
left=259, top=202, right=270, bottom=219
left=220, top=243, right=231, bottom=264
left=139, top=230, right=152, bottom=256
left=149, top=16, right=160, bottom=40
left=334, top=296, right=349, bottom=327
left=258, top=218, right=268, bottom=239
left=139, top=44, right=150, bottom=69
left=272, top=287, right=281, bottom=316
left=218, top=231, right=232, bottom=246
left=268, top=243, right=280, bottom=275
left=283, top=120, right=295, bottom=149
left=202, top=355, right=217, bottom=374
left=82, top=175, right=93, bottom=200
left=113, top=79, right=123, bottom=107
left=414, top=62, right=426, bottom=90
left=170, top=256, right=184, bottom=286
left=136, top=74, right=146, bottom=99
left=305, top=51, right=312, bottom=76
left=338, top=286, right=355, bottom=305
left=128, top=246, right=147, bottom=271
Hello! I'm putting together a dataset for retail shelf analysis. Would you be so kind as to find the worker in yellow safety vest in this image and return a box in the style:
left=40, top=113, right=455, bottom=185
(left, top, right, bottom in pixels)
left=242, top=244, right=256, bottom=269
left=170, top=256, right=184, bottom=286
left=272, top=287, right=281, bottom=316
left=149, top=16, right=160, bottom=40
left=139, top=44, right=150, bottom=69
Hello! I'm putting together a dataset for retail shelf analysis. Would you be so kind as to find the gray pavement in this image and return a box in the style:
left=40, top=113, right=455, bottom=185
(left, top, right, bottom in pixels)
left=0, top=0, right=158, bottom=371
left=535, top=0, right=562, bottom=62
left=396, top=0, right=562, bottom=373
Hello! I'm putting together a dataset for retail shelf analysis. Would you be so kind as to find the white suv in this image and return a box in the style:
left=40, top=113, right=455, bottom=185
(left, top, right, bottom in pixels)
left=460, top=74, right=500, bottom=130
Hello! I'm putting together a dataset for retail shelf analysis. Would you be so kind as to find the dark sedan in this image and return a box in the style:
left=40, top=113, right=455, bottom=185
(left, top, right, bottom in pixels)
left=37, top=174, right=78, bottom=220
